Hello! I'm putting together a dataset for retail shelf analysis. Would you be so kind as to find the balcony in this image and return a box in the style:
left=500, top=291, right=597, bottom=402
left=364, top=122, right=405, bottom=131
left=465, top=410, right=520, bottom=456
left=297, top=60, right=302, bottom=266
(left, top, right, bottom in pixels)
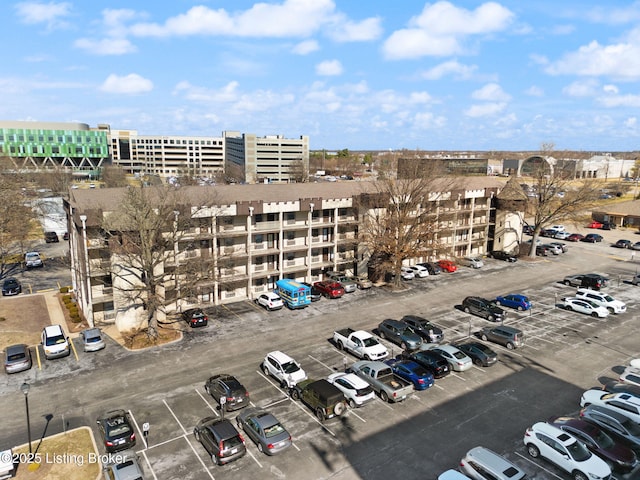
left=89, top=258, right=111, bottom=274
left=253, top=221, right=280, bottom=231
left=87, top=238, right=107, bottom=249
left=216, top=225, right=248, bottom=237
left=282, top=219, right=309, bottom=230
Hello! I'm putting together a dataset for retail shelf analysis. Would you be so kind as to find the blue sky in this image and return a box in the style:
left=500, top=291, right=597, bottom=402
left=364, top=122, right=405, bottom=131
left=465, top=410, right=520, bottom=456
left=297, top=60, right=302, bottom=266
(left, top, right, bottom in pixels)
left=2, top=1, right=640, bottom=151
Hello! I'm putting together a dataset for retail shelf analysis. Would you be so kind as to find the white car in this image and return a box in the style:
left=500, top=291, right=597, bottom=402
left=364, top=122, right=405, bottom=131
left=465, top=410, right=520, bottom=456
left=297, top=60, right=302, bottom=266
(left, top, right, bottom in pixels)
left=550, top=224, right=566, bottom=232
left=24, top=251, right=43, bottom=268
left=255, top=291, right=284, bottom=311
left=620, top=365, right=640, bottom=387
left=327, top=372, right=376, bottom=408
left=580, top=390, right=640, bottom=423
left=422, top=344, right=473, bottom=372
left=41, top=324, right=71, bottom=360
left=261, top=351, right=307, bottom=388
left=400, top=267, right=415, bottom=280
left=555, top=231, right=571, bottom=240
left=575, top=288, right=626, bottom=314
left=563, top=297, right=609, bottom=318
left=523, top=422, right=611, bottom=480
left=408, top=265, right=429, bottom=278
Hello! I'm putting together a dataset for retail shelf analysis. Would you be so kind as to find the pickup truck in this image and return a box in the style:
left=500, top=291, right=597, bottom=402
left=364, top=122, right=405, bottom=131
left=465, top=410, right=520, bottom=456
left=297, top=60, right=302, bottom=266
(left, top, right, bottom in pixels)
left=333, top=328, right=389, bottom=360
left=347, top=360, right=414, bottom=403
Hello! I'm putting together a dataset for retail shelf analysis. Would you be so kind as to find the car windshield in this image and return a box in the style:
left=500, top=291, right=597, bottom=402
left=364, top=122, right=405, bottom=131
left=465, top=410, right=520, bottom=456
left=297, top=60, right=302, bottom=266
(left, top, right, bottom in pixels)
left=263, top=422, right=286, bottom=438
left=413, top=366, right=430, bottom=377
left=566, top=439, right=591, bottom=462
left=362, top=337, right=379, bottom=347
left=7, top=352, right=26, bottom=361
left=85, top=335, right=101, bottom=343
left=106, top=418, right=131, bottom=437
left=621, top=418, right=640, bottom=435
left=453, top=351, right=466, bottom=360
left=45, top=334, right=66, bottom=346
left=593, top=429, right=615, bottom=448
left=281, top=361, right=300, bottom=374
left=602, top=295, right=615, bottom=302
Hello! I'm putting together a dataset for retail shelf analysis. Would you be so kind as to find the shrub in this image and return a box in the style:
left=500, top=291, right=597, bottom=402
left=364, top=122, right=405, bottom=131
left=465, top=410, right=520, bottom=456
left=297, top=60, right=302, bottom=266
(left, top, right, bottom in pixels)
left=60, top=286, right=70, bottom=294
left=70, top=312, right=82, bottom=323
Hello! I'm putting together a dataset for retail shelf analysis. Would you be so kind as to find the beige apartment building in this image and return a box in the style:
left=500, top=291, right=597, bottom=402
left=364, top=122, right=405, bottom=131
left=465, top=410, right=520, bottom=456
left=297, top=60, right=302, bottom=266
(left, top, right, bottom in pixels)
left=65, top=177, right=517, bottom=332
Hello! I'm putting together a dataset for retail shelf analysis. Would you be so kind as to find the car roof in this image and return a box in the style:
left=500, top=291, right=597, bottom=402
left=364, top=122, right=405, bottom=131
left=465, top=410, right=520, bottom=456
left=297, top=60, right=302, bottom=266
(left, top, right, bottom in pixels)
left=328, top=372, right=369, bottom=388
left=265, top=291, right=281, bottom=298
left=584, top=404, right=635, bottom=422
left=532, top=422, right=576, bottom=445
left=267, top=350, right=295, bottom=363
left=204, top=418, right=240, bottom=439
left=434, top=344, right=460, bottom=354
left=5, top=344, right=28, bottom=355
left=44, top=324, right=64, bottom=336
left=549, top=416, right=601, bottom=436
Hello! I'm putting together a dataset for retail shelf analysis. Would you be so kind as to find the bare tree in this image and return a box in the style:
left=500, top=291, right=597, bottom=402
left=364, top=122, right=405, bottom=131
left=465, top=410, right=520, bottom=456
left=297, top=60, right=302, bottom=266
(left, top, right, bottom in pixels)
left=357, top=160, right=453, bottom=288
left=524, top=143, right=603, bottom=257
left=103, top=185, right=219, bottom=338
left=288, top=158, right=309, bottom=183
left=101, top=165, right=130, bottom=188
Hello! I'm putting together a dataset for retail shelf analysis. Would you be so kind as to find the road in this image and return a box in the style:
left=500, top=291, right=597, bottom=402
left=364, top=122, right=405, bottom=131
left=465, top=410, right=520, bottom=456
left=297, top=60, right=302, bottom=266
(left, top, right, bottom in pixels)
left=1, top=230, right=639, bottom=480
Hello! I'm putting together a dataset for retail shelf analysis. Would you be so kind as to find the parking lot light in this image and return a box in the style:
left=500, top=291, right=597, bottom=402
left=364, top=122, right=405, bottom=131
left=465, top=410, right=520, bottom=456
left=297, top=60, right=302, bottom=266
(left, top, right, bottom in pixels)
left=20, top=382, right=32, bottom=454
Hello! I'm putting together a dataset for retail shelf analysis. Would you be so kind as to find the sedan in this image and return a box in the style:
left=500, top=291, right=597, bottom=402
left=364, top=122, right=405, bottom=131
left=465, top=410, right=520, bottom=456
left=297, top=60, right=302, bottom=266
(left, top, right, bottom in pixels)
left=455, top=342, right=498, bottom=367
left=495, top=294, right=532, bottom=311
left=582, top=233, right=604, bottom=243
left=400, top=267, right=415, bottom=280
left=327, top=372, right=376, bottom=408
left=548, top=416, right=638, bottom=473
left=614, top=239, right=632, bottom=249
left=182, top=308, right=209, bottom=327
left=437, top=259, right=457, bottom=273
left=555, top=231, right=571, bottom=240
left=3, top=344, right=32, bottom=374
left=384, top=358, right=434, bottom=390
left=564, top=297, right=610, bottom=318
left=80, top=328, right=106, bottom=352
left=631, top=242, right=640, bottom=251
left=236, top=408, right=292, bottom=455
left=567, top=233, right=585, bottom=242
left=2, top=277, right=22, bottom=296
left=423, top=344, right=473, bottom=372
left=588, top=221, right=604, bottom=229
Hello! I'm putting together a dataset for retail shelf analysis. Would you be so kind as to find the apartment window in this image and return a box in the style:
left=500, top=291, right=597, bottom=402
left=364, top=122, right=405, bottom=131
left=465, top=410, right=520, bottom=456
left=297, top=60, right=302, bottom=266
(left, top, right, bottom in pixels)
left=287, top=232, right=295, bottom=240
left=255, top=234, right=263, bottom=244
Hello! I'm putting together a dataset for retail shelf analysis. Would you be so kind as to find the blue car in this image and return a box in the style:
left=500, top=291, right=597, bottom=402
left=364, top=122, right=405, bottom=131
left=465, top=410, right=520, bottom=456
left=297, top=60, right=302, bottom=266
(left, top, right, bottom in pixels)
left=384, top=359, right=434, bottom=391
left=495, top=293, right=532, bottom=311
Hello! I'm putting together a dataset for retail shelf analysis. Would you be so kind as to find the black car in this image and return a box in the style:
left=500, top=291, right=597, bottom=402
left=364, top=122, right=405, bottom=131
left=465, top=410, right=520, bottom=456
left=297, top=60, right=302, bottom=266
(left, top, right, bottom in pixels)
left=523, top=225, right=534, bottom=235
left=602, top=222, right=617, bottom=230
left=96, top=409, right=137, bottom=453
left=401, top=315, right=444, bottom=343
left=419, top=262, right=442, bottom=275
left=456, top=342, right=498, bottom=367
left=489, top=251, right=518, bottom=262
left=461, top=296, right=507, bottom=322
left=44, top=231, right=59, bottom=243
left=582, top=233, right=604, bottom=243
left=400, top=350, right=450, bottom=379
left=536, top=245, right=549, bottom=256
left=204, top=374, right=250, bottom=412
left=2, top=278, right=22, bottom=296
left=194, top=417, right=247, bottom=465
left=302, top=282, right=322, bottom=302
left=182, top=308, right=208, bottom=327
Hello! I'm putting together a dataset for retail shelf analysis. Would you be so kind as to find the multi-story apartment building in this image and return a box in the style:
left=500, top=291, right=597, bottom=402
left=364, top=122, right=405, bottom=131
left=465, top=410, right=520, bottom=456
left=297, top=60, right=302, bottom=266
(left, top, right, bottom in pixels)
left=224, top=131, right=309, bottom=184
left=0, top=120, right=108, bottom=175
left=65, top=177, right=514, bottom=332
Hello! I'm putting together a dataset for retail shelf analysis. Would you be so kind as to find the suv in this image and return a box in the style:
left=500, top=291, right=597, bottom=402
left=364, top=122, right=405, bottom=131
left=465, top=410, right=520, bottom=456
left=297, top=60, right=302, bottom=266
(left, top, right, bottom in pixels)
left=182, top=308, right=209, bottom=327
left=489, top=251, right=517, bottom=262
left=580, top=391, right=640, bottom=423
left=377, top=319, right=422, bottom=350
left=44, top=231, right=59, bottom=243
left=193, top=417, right=246, bottom=465
left=102, top=450, right=144, bottom=480
left=261, top=351, right=307, bottom=388
left=401, top=350, right=450, bottom=379
left=290, top=379, right=348, bottom=421
left=96, top=410, right=137, bottom=453
left=24, top=251, right=43, bottom=268
left=575, top=289, right=626, bottom=314
left=327, top=272, right=357, bottom=293
left=459, top=446, right=527, bottom=480
left=562, top=274, right=608, bottom=290
left=401, top=315, right=444, bottom=343
left=255, top=291, right=284, bottom=311
left=479, top=326, right=524, bottom=350
left=580, top=405, right=640, bottom=450
left=204, top=374, right=250, bottom=411
left=523, top=422, right=611, bottom=480
left=462, top=297, right=507, bottom=322
left=41, top=324, right=70, bottom=359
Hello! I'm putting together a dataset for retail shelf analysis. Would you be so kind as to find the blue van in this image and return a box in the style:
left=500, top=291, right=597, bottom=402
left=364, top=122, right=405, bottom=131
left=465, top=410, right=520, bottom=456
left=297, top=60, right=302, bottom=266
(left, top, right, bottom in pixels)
left=275, top=279, right=311, bottom=309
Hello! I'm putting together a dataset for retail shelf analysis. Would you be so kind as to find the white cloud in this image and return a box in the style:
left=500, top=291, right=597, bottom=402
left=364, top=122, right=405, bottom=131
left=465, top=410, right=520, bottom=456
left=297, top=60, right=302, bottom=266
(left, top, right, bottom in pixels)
left=326, top=16, right=383, bottom=42
left=471, top=83, right=511, bottom=102
left=562, top=79, right=599, bottom=97
left=603, top=84, right=619, bottom=94
left=625, top=117, right=638, bottom=128
left=383, top=1, right=514, bottom=60
left=74, top=37, right=137, bottom=55
left=421, top=60, right=477, bottom=80
left=584, top=4, right=640, bottom=25
left=316, top=60, right=343, bottom=76
left=525, top=86, right=544, bottom=97
left=292, top=40, right=320, bottom=55
left=597, top=93, right=640, bottom=108
left=15, top=1, right=72, bottom=30
left=464, top=102, right=507, bottom=117
left=100, top=74, right=153, bottom=94
left=412, top=112, right=447, bottom=129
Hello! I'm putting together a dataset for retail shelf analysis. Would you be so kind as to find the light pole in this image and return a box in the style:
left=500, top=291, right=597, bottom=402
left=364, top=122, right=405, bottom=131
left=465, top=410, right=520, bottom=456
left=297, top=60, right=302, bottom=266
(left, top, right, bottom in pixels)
left=21, top=382, right=32, bottom=454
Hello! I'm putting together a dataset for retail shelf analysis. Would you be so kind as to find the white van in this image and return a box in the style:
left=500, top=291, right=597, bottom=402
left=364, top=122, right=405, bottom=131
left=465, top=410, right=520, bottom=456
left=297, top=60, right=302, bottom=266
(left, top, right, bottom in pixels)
left=41, top=325, right=71, bottom=359
left=460, top=446, right=527, bottom=480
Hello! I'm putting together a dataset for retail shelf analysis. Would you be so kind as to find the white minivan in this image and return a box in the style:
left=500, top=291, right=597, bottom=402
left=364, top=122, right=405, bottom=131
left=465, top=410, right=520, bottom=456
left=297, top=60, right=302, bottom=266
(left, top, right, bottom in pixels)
left=41, top=325, right=71, bottom=359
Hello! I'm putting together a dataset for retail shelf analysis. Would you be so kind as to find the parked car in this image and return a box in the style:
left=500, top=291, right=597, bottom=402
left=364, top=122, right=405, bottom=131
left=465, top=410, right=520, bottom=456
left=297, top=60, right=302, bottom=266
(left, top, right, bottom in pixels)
left=550, top=241, right=569, bottom=252
left=261, top=351, right=307, bottom=388
left=301, top=282, right=322, bottom=301
left=523, top=225, right=534, bottom=235
left=347, top=360, right=414, bottom=403
left=384, top=358, right=434, bottom=390
left=235, top=408, right=291, bottom=455
left=580, top=391, right=640, bottom=424
left=401, top=349, right=450, bottom=379
left=44, top=231, right=59, bottom=243
left=479, top=326, right=524, bottom=350
left=333, top=328, right=389, bottom=360
left=462, top=296, right=507, bottom=322
left=96, top=409, right=137, bottom=453
left=423, top=344, right=472, bottom=372
left=193, top=417, right=246, bottom=465
left=400, top=266, right=415, bottom=280
left=377, top=319, right=422, bottom=350
left=313, top=281, right=345, bottom=299
left=568, top=233, right=585, bottom=242
left=355, top=275, right=373, bottom=289
left=24, top=251, right=43, bottom=268
left=205, top=374, right=250, bottom=411
left=620, top=365, right=640, bottom=388
left=438, top=259, right=457, bottom=272
left=555, top=231, right=572, bottom=240
left=614, top=239, right=633, bottom=249
left=455, top=342, right=498, bottom=367
left=440, top=470, right=473, bottom=480
left=494, top=293, right=532, bottom=311
left=102, top=450, right=144, bottom=480
left=489, top=251, right=517, bottom=262
left=602, top=382, right=640, bottom=398
left=408, top=264, right=429, bottom=278
left=401, top=315, right=444, bottom=343
left=547, top=416, right=638, bottom=473
left=632, top=242, right=640, bottom=251
left=327, top=272, right=357, bottom=293
left=423, top=262, right=442, bottom=275
left=602, top=222, right=617, bottom=230
left=583, top=233, right=604, bottom=243
left=1, top=278, right=21, bottom=296
left=588, top=221, right=604, bottom=229
left=80, top=327, right=106, bottom=352
left=255, top=292, right=284, bottom=311
left=580, top=405, right=640, bottom=451
left=459, top=256, right=484, bottom=269
left=523, top=422, right=612, bottom=480
left=536, top=245, right=550, bottom=256
left=41, top=324, right=70, bottom=359
left=327, top=372, right=376, bottom=408
left=575, top=288, right=626, bottom=314
left=633, top=273, right=640, bottom=286
left=562, top=273, right=609, bottom=290
left=182, top=308, right=209, bottom=327
left=543, top=243, right=562, bottom=255
left=459, top=446, right=527, bottom=480
left=563, top=297, right=609, bottom=318
left=3, top=344, right=32, bottom=374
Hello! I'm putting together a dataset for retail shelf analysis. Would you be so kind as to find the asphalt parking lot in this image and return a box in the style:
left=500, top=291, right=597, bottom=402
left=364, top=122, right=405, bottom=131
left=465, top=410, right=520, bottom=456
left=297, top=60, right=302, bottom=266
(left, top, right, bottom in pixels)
left=3, top=229, right=640, bottom=480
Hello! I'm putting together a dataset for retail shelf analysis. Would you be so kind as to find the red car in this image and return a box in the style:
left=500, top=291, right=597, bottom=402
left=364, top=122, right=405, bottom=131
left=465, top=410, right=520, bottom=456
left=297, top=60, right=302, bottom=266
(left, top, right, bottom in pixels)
left=567, top=233, right=585, bottom=242
left=313, top=281, right=345, bottom=299
left=587, top=221, right=603, bottom=229
left=437, top=259, right=457, bottom=273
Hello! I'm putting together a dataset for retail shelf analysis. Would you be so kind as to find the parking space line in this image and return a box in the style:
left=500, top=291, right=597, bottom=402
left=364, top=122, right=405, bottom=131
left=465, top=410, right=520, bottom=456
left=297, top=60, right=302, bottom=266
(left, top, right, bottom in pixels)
left=246, top=448, right=263, bottom=468
left=195, top=388, right=220, bottom=416
left=128, top=409, right=145, bottom=446
left=262, top=397, right=290, bottom=409
left=140, top=449, right=159, bottom=480
left=514, top=452, right=564, bottom=479
left=308, top=354, right=340, bottom=372
left=348, top=409, right=366, bottom=423
left=69, top=337, right=79, bottom=361
left=184, top=436, right=216, bottom=480
left=163, top=399, right=189, bottom=435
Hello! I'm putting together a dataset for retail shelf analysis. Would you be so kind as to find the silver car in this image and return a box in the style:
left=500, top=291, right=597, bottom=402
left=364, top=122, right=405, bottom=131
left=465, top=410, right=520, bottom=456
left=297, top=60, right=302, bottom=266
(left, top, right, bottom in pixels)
left=80, top=328, right=106, bottom=352
left=327, top=273, right=357, bottom=293
left=4, top=344, right=32, bottom=374
left=236, top=408, right=292, bottom=455
left=102, top=450, right=144, bottom=480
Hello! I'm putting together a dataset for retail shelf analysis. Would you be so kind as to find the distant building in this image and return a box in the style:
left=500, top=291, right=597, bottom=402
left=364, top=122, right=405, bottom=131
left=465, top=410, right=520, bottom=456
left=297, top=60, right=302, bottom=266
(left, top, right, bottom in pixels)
left=397, top=156, right=490, bottom=178
left=503, top=154, right=636, bottom=179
